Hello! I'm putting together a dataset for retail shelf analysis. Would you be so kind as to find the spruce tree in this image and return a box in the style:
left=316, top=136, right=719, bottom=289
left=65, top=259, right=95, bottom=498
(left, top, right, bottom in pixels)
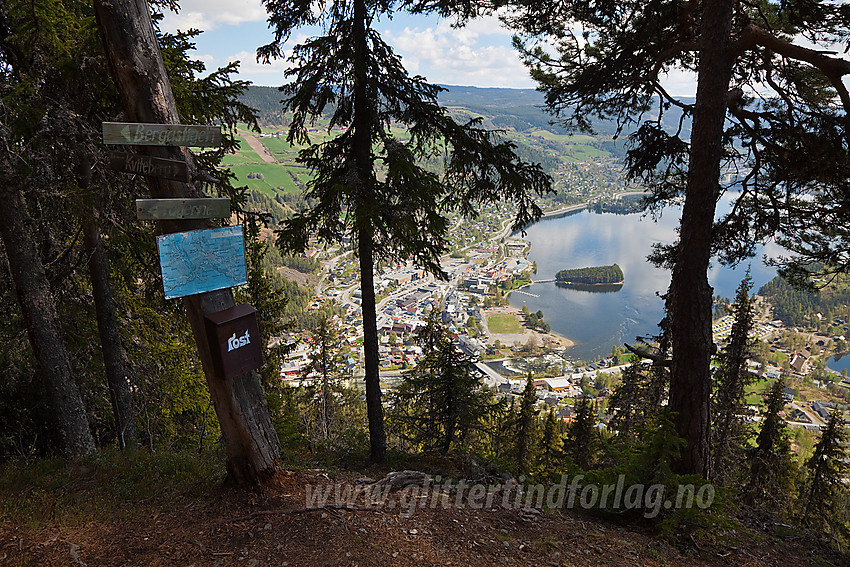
left=536, top=408, right=564, bottom=480
left=801, top=408, right=848, bottom=534
left=301, top=317, right=351, bottom=443
left=515, top=373, right=538, bottom=475
left=258, top=0, right=551, bottom=464
left=566, top=396, right=598, bottom=470
left=389, top=314, right=493, bottom=455
left=608, top=357, right=667, bottom=441
left=713, top=271, right=756, bottom=485
left=744, top=378, right=795, bottom=510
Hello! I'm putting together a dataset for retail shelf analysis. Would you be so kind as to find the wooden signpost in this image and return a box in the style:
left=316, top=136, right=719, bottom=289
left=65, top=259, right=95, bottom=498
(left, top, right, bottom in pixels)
left=102, top=119, right=259, bottom=377
left=102, top=121, right=221, bottom=147
left=109, top=151, right=190, bottom=182
left=135, top=198, right=230, bottom=220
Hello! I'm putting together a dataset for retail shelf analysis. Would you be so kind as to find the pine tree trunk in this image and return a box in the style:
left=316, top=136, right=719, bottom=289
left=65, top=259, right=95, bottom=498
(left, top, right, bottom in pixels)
left=84, top=216, right=138, bottom=450
left=93, top=0, right=280, bottom=485
left=668, top=0, right=736, bottom=478
left=352, top=0, right=387, bottom=464
left=0, top=188, right=95, bottom=457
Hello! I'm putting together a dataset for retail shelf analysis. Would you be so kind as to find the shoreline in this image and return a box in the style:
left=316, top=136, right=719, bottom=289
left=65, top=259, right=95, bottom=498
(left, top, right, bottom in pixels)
left=555, top=279, right=625, bottom=286
left=481, top=304, right=576, bottom=350
left=539, top=203, right=588, bottom=220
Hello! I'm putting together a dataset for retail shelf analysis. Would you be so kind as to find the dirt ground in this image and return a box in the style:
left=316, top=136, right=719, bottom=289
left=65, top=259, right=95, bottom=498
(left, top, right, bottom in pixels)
left=2, top=469, right=845, bottom=567
left=240, top=132, right=276, bottom=163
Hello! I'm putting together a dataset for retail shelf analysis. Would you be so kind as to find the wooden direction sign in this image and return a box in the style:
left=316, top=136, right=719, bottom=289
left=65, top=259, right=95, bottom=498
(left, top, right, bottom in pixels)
left=103, top=122, right=221, bottom=147
left=109, top=151, right=190, bottom=182
left=136, top=198, right=231, bottom=220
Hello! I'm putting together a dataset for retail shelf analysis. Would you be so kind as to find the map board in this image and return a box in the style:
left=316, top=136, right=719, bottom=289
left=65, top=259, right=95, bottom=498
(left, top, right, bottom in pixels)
left=157, top=226, right=247, bottom=299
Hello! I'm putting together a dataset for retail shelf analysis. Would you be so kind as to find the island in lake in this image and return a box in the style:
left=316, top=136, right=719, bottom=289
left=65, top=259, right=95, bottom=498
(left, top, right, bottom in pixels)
left=555, top=264, right=624, bottom=285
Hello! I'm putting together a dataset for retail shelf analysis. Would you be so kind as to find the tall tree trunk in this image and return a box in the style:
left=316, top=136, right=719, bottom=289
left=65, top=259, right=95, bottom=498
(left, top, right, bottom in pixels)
left=93, top=0, right=280, bottom=485
left=352, top=0, right=387, bottom=464
left=668, top=0, right=735, bottom=478
left=0, top=188, right=95, bottom=457
left=78, top=154, right=137, bottom=450
left=84, top=216, right=138, bottom=450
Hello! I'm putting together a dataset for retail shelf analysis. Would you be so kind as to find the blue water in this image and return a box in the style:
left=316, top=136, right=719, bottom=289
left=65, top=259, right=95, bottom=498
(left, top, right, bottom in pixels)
left=510, top=199, right=783, bottom=361
left=827, top=354, right=850, bottom=375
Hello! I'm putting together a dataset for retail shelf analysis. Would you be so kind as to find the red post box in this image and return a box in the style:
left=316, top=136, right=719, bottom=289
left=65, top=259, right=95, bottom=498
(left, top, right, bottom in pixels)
left=204, top=304, right=263, bottom=379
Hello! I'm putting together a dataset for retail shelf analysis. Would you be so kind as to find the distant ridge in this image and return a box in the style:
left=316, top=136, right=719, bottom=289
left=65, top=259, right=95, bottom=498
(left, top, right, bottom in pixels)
left=238, top=84, right=692, bottom=137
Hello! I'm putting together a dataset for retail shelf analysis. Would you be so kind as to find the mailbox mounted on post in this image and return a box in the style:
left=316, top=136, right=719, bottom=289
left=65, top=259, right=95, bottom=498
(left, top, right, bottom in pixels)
left=204, top=304, right=263, bottom=379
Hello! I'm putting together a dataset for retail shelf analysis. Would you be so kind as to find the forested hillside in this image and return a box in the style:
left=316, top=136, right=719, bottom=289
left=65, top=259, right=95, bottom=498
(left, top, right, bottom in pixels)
left=760, top=274, right=850, bottom=330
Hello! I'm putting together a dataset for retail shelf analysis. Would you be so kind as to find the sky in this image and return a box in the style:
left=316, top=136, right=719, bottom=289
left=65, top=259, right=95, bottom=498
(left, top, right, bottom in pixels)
left=160, top=1, right=699, bottom=95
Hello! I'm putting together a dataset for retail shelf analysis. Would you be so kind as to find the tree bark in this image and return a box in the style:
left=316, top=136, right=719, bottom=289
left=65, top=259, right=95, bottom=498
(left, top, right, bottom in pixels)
left=358, top=230, right=387, bottom=463
left=352, top=0, right=387, bottom=464
left=0, top=188, right=95, bottom=457
left=84, top=216, right=138, bottom=450
left=668, top=0, right=736, bottom=478
left=93, top=0, right=280, bottom=484
left=77, top=153, right=138, bottom=450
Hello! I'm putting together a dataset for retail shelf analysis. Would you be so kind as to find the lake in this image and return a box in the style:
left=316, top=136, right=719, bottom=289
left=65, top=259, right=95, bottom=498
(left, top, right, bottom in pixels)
left=509, top=198, right=783, bottom=361
left=826, top=353, right=850, bottom=375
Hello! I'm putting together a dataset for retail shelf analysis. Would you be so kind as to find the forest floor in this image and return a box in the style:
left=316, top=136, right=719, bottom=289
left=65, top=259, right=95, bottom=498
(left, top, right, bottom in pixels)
left=0, top=451, right=847, bottom=567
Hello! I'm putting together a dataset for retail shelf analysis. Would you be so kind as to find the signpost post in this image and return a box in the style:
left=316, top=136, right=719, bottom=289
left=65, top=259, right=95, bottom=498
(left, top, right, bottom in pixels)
left=96, top=0, right=280, bottom=486
left=102, top=120, right=261, bottom=378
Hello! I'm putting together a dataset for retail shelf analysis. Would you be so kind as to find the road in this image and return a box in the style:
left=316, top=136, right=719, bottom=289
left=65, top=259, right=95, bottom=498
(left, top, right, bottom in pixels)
left=789, top=401, right=827, bottom=428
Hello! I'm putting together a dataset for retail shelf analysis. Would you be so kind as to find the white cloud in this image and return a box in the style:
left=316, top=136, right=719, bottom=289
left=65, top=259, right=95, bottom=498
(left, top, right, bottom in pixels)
left=660, top=68, right=698, bottom=98
left=160, top=0, right=267, bottom=33
left=385, top=17, right=535, bottom=89
left=226, top=49, right=292, bottom=80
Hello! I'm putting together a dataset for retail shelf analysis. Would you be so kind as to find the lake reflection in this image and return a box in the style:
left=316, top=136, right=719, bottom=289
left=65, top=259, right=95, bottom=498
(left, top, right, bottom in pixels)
left=555, top=281, right=624, bottom=293
left=510, top=205, right=781, bottom=361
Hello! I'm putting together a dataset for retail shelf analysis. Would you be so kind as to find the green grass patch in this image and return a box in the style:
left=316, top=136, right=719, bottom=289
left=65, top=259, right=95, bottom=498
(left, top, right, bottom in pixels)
left=568, top=144, right=608, bottom=159
left=259, top=136, right=297, bottom=155
left=228, top=163, right=306, bottom=195
left=745, top=378, right=776, bottom=406
left=488, top=313, right=523, bottom=334
left=0, top=449, right=225, bottom=529
left=231, top=142, right=264, bottom=163
left=220, top=151, right=259, bottom=165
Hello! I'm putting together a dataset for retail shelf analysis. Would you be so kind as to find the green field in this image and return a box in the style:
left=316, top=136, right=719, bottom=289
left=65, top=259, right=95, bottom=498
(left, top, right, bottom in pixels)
left=230, top=143, right=264, bottom=163
left=258, top=136, right=297, bottom=155
left=569, top=145, right=608, bottom=159
left=531, top=130, right=596, bottom=144
left=488, top=313, right=523, bottom=334
left=745, top=378, right=776, bottom=406
left=220, top=151, right=259, bottom=165
left=229, top=163, right=304, bottom=195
